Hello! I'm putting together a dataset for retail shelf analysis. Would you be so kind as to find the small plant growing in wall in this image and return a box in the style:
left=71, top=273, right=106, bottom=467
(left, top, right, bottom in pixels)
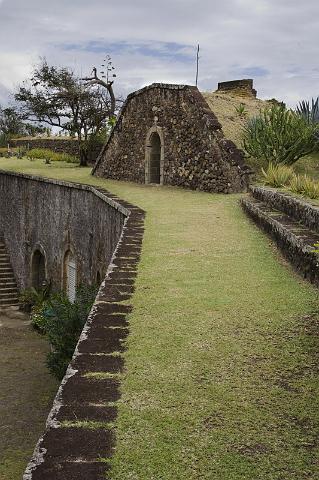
left=235, top=103, right=248, bottom=118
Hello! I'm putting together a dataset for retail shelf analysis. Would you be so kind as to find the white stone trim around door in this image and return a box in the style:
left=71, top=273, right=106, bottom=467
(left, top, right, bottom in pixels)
left=145, top=126, right=164, bottom=185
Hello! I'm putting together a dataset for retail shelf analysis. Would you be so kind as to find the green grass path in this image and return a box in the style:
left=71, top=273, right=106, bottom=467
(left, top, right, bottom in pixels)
left=1, top=159, right=318, bottom=479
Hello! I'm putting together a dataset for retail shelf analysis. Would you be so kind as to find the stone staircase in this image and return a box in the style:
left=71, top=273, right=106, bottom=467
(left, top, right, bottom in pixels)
left=241, top=187, right=319, bottom=286
left=0, top=238, right=19, bottom=308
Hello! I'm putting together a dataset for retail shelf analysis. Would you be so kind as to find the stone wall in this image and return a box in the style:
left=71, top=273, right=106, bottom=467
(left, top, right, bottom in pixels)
left=93, top=83, right=250, bottom=193
left=241, top=188, right=319, bottom=287
left=12, top=175, right=146, bottom=479
left=217, top=79, right=257, bottom=97
left=0, top=171, right=128, bottom=291
left=9, top=138, right=102, bottom=164
left=250, top=186, right=319, bottom=234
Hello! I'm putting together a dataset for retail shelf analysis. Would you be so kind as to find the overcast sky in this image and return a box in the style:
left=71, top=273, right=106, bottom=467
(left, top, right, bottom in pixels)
left=0, top=0, right=318, bottom=107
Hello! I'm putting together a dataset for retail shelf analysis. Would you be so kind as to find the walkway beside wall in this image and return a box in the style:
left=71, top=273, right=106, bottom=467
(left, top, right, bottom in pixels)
left=0, top=308, right=58, bottom=480
left=1, top=158, right=318, bottom=480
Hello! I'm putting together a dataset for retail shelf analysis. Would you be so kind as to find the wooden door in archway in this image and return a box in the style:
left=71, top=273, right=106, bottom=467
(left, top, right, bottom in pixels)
left=149, top=133, right=161, bottom=184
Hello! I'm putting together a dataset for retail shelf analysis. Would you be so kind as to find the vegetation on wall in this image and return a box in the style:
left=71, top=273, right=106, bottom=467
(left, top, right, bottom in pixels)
left=27, top=148, right=78, bottom=164
left=22, top=284, right=98, bottom=380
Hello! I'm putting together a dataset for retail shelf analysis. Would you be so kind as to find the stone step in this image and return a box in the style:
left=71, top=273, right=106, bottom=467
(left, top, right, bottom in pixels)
left=0, top=266, right=14, bottom=273
left=0, top=287, right=18, bottom=294
left=0, top=281, right=17, bottom=287
left=0, top=257, right=11, bottom=263
left=0, top=299, right=20, bottom=307
left=0, top=272, right=15, bottom=279
left=0, top=240, right=19, bottom=301
left=0, top=286, right=18, bottom=293
left=241, top=195, right=319, bottom=287
left=0, top=293, right=19, bottom=300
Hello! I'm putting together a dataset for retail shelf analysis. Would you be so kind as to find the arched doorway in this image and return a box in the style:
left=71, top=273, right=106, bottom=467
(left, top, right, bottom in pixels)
left=63, top=251, right=77, bottom=303
left=145, top=127, right=164, bottom=185
left=149, top=133, right=161, bottom=184
left=31, top=250, right=46, bottom=290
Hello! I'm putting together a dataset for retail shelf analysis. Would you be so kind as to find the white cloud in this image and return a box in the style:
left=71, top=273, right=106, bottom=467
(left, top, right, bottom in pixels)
left=0, top=0, right=318, bottom=106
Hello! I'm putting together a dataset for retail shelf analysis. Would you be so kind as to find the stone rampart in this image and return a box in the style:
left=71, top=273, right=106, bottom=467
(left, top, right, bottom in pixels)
left=0, top=171, right=128, bottom=290
left=217, top=79, right=257, bottom=97
left=0, top=171, right=145, bottom=478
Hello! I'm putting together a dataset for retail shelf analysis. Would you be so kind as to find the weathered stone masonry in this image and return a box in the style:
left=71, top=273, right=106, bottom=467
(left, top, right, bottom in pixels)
left=0, top=172, right=145, bottom=479
left=0, top=171, right=126, bottom=291
left=93, top=83, right=250, bottom=193
left=241, top=187, right=319, bottom=286
left=217, top=79, right=257, bottom=98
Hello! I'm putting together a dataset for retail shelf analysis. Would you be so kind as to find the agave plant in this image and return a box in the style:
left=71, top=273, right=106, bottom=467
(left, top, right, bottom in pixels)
left=296, top=97, right=319, bottom=125
left=242, top=105, right=319, bottom=165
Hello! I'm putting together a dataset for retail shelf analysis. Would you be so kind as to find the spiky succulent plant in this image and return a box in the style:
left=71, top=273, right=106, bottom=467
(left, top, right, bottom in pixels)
left=296, top=97, right=319, bottom=124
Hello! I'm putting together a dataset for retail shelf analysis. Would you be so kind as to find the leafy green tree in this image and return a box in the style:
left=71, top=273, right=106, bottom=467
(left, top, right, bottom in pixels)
left=15, top=58, right=119, bottom=166
left=0, top=105, right=45, bottom=146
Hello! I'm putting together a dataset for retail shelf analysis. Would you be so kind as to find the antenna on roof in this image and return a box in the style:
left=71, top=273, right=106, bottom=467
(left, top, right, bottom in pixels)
left=195, top=44, right=200, bottom=87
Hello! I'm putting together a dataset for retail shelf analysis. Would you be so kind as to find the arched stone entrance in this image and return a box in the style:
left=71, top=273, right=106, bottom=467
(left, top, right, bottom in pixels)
left=145, top=127, right=164, bottom=184
left=63, top=250, right=77, bottom=303
left=31, top=249, right=46, bottom=290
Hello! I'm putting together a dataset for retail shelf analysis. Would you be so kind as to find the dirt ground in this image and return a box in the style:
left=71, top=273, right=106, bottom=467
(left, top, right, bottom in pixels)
left=0, top=308, right=58, bottom=480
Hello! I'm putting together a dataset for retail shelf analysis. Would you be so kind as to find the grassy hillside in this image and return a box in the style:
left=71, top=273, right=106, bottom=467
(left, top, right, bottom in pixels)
left=202, top=91, right=268, bottom=148
left=1, top=158, right=318, bottom=480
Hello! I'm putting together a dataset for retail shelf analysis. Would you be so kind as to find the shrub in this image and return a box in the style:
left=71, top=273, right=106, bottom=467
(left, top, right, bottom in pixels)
left=235, top=103, right=248, bottom=117
left=261, top=163, right=294, bottom=187
left=289, top=173, right=305, bottom=195
left=242, top=105, right=319, bottom=165
left=31, top=303, right=48, bottom=334
left=289, top=174, right=319, bottom=199
left=0, top=147, right=19, bottom=157
left=44, top=285, right=98, bottom=379
left=26, top=148, right=78, bottom=163
left=19, top=284, right=51, bottom=311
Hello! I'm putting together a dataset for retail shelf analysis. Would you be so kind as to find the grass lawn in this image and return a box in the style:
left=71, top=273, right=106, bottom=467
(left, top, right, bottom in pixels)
left=1, top=158, right=319, bottom=479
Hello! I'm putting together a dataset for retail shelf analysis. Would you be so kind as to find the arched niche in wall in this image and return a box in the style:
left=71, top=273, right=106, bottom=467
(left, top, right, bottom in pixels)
left=31, top=248, right=46, bottom=290
left=63, top=250, right=77, bottom=303
left=145, top=126, right=164, bottom=185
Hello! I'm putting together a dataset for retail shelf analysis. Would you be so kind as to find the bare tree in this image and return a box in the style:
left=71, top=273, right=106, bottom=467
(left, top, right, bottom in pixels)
left=81, top=55, right=117, bottom=116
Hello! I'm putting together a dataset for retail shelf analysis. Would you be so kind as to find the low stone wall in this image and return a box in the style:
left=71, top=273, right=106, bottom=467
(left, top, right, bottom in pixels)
left=20, top=181, right=145, bottom=478
left=241, top=191, right=319, bottom=286
left=9, top=138, right=102, bottom=164
left=0, top=171, right=128, bottom=290
left=250, top=186, right=319, bottom=234
left=0, top=172, right=146, bottom=478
